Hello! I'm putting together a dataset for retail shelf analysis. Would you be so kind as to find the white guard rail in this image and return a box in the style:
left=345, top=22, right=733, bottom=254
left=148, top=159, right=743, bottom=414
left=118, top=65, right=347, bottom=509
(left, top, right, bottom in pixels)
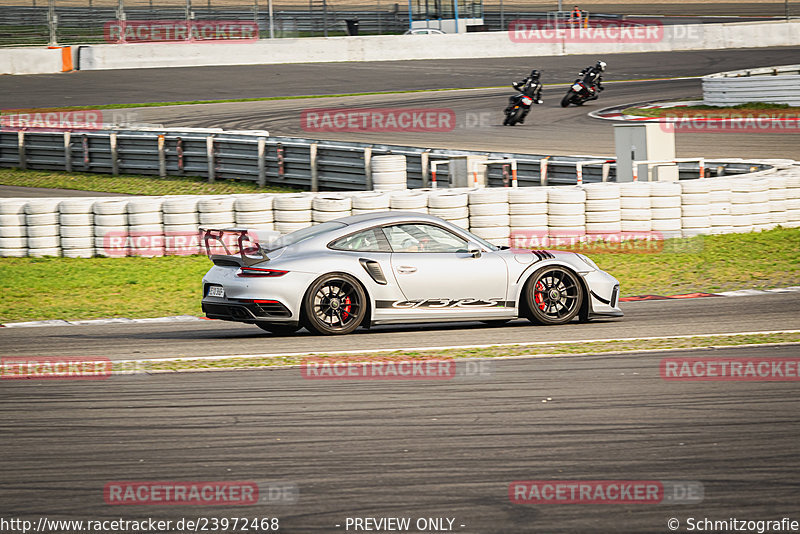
left=702, top=64, right=800, bottom=106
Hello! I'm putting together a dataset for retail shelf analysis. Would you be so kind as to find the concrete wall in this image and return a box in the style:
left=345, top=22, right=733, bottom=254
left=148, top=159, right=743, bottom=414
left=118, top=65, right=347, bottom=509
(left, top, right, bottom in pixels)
left=2, top=20, right=799, bottom=74
left=77, top=20, right=800, bottom=71
left=0, top=47, right=64, bottom=75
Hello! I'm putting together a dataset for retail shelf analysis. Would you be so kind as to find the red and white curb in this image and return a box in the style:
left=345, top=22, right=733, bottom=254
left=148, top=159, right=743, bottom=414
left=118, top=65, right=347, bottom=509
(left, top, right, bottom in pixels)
left=590, top=100, right=705, bottom=122
left=1, top=286, right=798, bottom=328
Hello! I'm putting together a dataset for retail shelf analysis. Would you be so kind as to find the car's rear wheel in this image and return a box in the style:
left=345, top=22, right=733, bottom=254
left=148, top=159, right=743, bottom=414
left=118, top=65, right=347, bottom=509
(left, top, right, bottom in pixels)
left=256, top=323, right=301, bottom=335
left=302, top=273, right=367, bottom=335
left=524, top=266, right=583, bottom=325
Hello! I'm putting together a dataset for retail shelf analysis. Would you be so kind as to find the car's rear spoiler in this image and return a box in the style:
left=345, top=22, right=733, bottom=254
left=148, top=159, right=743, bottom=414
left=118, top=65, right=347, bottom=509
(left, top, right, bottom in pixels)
left=199, top=227, right=269, bottom=267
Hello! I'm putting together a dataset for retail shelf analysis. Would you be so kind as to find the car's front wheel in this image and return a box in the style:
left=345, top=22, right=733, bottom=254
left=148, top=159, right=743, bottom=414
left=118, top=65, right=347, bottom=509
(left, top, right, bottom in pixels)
left=523, top=266, right=583, bottom=325
left=302, top=273, right=367, bottom=335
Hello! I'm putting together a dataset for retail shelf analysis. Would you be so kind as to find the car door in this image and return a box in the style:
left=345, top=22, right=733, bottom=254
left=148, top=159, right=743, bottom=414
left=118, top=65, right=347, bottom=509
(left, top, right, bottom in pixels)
left=383, top=223, right=508, bottom=305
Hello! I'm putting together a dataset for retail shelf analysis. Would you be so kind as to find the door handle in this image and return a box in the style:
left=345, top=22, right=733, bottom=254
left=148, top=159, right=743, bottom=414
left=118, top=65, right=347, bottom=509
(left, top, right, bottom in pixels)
left=396, top=266, right=417, bottom=274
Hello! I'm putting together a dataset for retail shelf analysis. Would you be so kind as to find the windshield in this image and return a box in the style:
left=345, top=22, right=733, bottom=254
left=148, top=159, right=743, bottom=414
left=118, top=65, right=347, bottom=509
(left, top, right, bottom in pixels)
left=262, top=221, right=347, bottom=252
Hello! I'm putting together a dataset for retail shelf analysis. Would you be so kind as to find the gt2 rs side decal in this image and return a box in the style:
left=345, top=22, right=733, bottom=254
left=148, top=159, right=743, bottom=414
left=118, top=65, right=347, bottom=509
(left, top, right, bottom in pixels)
left=376, top=298, right=515, bottom=309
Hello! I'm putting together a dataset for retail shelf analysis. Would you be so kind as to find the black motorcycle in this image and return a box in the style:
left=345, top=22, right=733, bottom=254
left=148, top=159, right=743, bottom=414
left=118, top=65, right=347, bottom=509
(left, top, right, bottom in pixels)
left=503, top=93, right=536, bottom=126
left=560, top=78, right=600, bottom=107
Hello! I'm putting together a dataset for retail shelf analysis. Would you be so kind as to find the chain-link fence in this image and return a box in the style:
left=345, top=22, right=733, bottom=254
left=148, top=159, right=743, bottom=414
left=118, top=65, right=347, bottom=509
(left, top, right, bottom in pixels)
left=0, top=0, right=797, bottom=46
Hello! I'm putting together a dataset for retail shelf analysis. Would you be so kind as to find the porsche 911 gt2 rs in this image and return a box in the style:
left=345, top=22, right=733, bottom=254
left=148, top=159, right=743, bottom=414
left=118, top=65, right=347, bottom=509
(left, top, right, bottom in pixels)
left=200, top=211, right=622, bottom=335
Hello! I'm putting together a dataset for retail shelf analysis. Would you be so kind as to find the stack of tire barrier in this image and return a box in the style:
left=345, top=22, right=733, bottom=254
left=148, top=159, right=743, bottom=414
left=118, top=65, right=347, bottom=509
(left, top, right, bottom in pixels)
left=60, top=199, right=96, bottom=258
left=26, top=199, right=61, bottom=258
left=468, top=188, right=510, bottom=246
left=94, top=199, right=129, bottom=257
left=787, top=173, right=800, bottom=227
left=0, top=199, right=28, bottom=258
left=650, top=181, right=682, bottom=239
left=508, top=187, right=548, bottom=248
left=749, top=179, right=772, bottom=232
left=313, top=195, right=352, bottom=223
left=128, top=197, right=165, bottom=257
left=548, top=186, right=585, bottom=239
left=371, top=155, right=407, bottom=191
left=427, top=190, right=469, bottom=229
left=619, top=182, right=651, bottom=237
left=351, top=192, right=390, bottom=215
left=235, top=194, right=274, bottom=231
left=731, top=178, right=755, bottom=233
left=163, top=196, right=201, bottom=256
left=680, top=179, right=713, bottom=237
left=583, top=183, right=620, bottom=236
left=768, top=175, right=788, bottom=230
left=390, top=191, right=428, bottom=214
left=709, top=179, right=734, bottom=235
left=274, top=193, right=314, bottom=234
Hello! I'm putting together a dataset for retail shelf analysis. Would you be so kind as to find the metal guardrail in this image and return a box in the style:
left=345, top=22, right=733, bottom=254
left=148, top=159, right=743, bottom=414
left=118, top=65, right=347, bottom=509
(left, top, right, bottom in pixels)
left=702, top=64, right=800, bottom=106
left=0, top=127, right=766, bottom=189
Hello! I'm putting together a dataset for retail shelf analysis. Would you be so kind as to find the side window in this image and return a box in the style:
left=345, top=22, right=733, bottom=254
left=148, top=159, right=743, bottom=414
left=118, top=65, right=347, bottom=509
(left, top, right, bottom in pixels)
left=382, top=224, right=468, bottom=253
left=330, top=228, right=391, bottom=252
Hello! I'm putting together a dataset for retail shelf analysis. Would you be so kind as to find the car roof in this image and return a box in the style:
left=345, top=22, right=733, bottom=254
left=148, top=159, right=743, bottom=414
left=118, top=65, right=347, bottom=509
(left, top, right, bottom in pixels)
left=336, top=210, right=445, bottom=227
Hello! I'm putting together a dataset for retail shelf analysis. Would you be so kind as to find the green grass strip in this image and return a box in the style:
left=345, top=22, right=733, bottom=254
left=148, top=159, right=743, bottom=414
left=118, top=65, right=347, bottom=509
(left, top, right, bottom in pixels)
left=0, top=227, right=798, bottom=323
left=0, top=168, right=299, bottom=196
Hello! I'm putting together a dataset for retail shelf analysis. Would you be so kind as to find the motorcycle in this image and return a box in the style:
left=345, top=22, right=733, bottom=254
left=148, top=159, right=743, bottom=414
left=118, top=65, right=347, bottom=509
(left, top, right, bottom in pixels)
left=503, top=93, right=535, bottom=126
left=560, top=78, right=600, bottom=107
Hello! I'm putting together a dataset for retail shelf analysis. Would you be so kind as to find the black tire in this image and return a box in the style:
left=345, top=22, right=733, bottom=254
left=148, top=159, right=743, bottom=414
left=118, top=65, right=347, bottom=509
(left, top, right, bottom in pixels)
left=511, top=106, right=524, bottom=125
left=560, top=91, right=574, bottom=108
left=302, top=273, right=367, bottom=335
left=256, top=323, right=301, bottom=335
left=523, top=266, right=584, bottom=325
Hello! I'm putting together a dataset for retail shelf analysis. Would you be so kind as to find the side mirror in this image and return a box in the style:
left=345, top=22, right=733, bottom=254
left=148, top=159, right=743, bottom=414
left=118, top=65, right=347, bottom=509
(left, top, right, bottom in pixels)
left=466, top=242, right=482, bottom=258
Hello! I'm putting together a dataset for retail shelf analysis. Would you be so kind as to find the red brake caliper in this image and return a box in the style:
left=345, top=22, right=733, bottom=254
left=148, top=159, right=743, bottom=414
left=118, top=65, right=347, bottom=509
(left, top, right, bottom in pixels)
left=342, top=297, right=352, bottom=320
left=535, top=281, right=546, bottom=311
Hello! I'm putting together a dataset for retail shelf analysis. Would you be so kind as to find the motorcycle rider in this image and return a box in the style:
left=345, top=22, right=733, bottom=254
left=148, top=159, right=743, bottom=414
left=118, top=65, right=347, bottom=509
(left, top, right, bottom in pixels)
left=578, top=60, right=606, bottom=100
left=507, top=69, right=543, bottom=124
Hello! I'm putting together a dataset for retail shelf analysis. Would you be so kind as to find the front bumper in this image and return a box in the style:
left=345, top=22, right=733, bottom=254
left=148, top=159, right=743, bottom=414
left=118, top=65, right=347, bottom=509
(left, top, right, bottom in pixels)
left=583, top=270, right=624, bottom=319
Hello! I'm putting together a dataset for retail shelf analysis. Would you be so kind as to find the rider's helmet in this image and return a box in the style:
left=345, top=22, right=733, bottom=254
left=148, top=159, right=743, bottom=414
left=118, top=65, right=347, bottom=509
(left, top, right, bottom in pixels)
left=595, top=60, right=607, bottom=72
left=529, top=69, right=541, bottom=80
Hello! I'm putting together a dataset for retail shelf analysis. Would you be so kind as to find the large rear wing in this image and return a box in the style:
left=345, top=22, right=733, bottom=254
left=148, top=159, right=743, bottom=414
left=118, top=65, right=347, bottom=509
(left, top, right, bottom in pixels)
left=199, top=227, right=277, bottom=267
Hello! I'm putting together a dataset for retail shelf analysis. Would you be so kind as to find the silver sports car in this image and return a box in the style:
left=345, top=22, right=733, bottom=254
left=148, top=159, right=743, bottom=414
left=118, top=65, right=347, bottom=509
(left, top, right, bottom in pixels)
left=200, top=212, right=622, bottom=335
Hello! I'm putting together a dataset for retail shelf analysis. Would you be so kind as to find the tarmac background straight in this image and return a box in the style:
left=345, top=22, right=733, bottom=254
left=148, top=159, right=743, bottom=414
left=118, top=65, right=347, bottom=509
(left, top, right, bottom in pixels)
left=1, top=343, right=798, bottom=533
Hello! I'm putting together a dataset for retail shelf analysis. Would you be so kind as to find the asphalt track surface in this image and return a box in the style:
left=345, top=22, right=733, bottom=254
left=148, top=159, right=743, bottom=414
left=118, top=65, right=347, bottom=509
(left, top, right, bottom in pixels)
left=2, top=293, right=799, bottom=360
left=2, top=343, right=800, bottom=533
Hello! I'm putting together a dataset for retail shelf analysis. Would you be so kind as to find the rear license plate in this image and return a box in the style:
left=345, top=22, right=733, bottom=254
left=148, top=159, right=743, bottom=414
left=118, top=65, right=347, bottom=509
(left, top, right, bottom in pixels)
left=208, top=285, right=225, bottom=298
